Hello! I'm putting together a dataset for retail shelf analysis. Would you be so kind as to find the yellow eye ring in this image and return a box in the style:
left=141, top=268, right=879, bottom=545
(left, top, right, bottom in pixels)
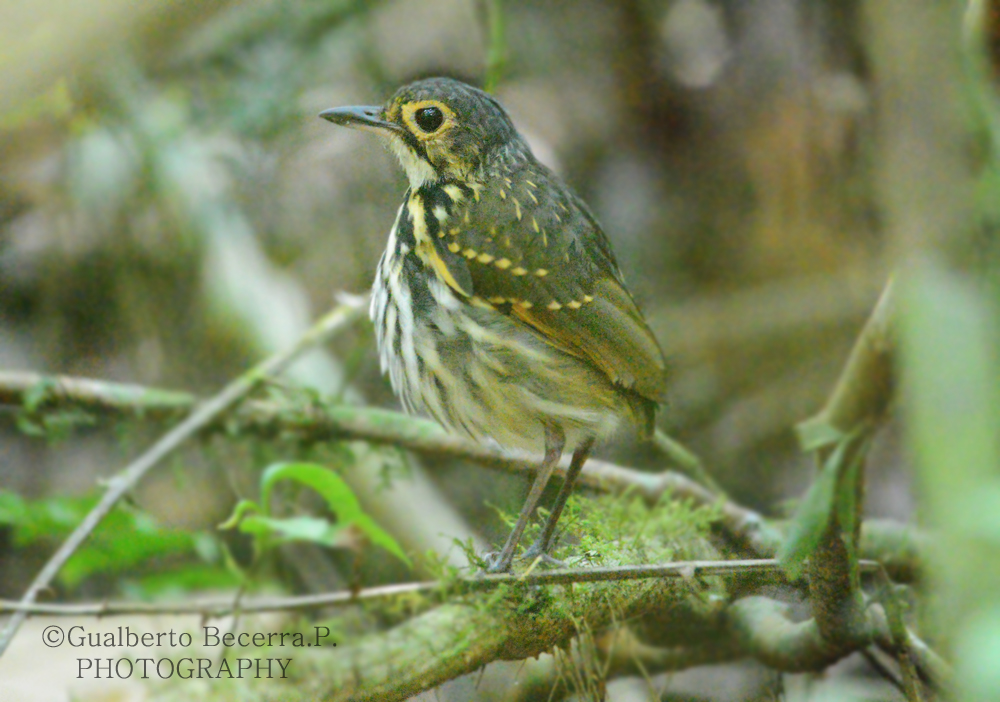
left=401, top=100, right=455, bottom=140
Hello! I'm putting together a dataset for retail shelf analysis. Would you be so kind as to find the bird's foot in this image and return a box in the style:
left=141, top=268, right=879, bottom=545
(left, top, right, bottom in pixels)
left=521, top=540, right=566, bottom=569
left=480, top=549, right=514, bottom=575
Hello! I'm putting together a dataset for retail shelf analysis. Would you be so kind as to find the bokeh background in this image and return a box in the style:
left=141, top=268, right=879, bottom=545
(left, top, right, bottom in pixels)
left=1, top=1, right=993, bottom=700
left=0, top=0, right=896, bottom=524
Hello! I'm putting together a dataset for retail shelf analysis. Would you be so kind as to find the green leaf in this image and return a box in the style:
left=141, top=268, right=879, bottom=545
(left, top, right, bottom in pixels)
left=256, top=462, right=411, bottom=567
left=0, top=490, right=210, bottom=588
left=350, top=513, right=410, bottom=565
left=219, top=499, right=261, bottom=529
left=780, top=419, right=873, bottom=581
left=233, top=515, right=348, bottom=548
left=0, top=491, right=28, bottom=525
left=795, top=414, right=846, bottom=453
left=22, top=378, right=57, bottom=413
left=15, top=406, right=97, bottom=442
left=777, top=437, right=852, bottom=579
left=261, top=462, right=363, bottom=521
left=834, top=432, right=872, bottom=590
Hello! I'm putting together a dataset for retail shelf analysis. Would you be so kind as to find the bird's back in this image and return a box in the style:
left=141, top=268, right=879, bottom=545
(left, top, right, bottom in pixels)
left=371, top=150, right=666, bottom=450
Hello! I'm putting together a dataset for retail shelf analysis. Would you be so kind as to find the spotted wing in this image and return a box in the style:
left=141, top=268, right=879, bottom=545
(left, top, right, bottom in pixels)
left=419, top=167, right=667, bottom=404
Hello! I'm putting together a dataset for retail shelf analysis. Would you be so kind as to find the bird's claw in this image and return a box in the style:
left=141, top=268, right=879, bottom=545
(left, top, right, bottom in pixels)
left=478, top=544, right=566, bottom=576
left=480, top=550, right=513, bottom=575
left=521, top=542, right=566, bottom=569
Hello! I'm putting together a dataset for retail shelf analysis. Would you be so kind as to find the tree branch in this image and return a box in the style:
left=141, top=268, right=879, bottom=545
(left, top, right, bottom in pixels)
left=0, top=297, right=945, bottom=697
left=795, top=280, right=895, bottom=657
left=135, top=562, right=940, bottom=702
left=0, top=370, right=924, bottom=575
left=0, top=558, right=795, bottom=618
left=0, top=299, right=366, bottom=657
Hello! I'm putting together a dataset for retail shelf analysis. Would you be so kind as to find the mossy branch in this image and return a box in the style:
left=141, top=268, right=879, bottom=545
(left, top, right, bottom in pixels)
left=792, top=280, right=895, bottom=659
left=0, top=282, right=944, bottom=698
left=137, top=566, right=943, bottom=702
left=185, top=576, right=715, bottom=702
left=0, top=299, right=367, bottom=657
left=0, top=559, right=803, bottom=619
left=0, top=369, right=920, bottom=576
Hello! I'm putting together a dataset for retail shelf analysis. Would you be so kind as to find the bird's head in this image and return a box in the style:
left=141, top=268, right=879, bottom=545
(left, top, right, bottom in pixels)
left=320, top=77, right=525, bottom=188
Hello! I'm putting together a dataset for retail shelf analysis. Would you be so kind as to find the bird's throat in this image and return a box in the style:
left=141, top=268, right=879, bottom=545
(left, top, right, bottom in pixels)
left=388, top=138, right=438, bottom=189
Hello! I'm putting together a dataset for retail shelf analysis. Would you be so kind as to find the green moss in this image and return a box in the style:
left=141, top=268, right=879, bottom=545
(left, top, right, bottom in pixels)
left=510, top=489, right=722, bottom=571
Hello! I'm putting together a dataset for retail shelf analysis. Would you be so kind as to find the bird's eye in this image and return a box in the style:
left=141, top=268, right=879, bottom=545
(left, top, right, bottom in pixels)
left=414, top=106, right=444, bottom=132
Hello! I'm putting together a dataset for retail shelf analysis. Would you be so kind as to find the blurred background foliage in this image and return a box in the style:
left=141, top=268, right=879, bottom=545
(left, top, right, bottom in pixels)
left=0, top=0, right=888, bottom=517
left=1, top=0, right=998, bottom=700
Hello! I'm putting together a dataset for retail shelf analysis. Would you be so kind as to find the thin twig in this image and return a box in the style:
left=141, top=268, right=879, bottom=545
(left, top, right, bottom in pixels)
left=861, top=647, right=907, bottom=696
left=0, top=580, right=435, bottom=618
left=0, top=559, right=778, bottom=618
left=0, top=298, right=366, bottom=657
left=868, top=564, right=927, bottom=700
left=1, top=372, right=929, bottom=571
left=869, top=603, right=950, bottom=692
left=0, top=559, right=893, bottom=620
left=0, top=369, right=769, bottom=549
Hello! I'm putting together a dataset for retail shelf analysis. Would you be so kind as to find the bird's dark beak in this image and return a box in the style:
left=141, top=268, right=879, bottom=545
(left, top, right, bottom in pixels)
left=319, top=105, right=398, bottom=135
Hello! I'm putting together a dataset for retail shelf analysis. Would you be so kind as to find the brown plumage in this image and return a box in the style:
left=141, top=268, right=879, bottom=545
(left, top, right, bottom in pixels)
left=321, top=77, right=667, bottom=572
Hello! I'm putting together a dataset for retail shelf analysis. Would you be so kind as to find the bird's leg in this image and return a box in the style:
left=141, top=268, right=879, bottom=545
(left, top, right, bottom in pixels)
left=522, top=436, right=595, bottom=563
left=484, top=424, right=565, bottom=573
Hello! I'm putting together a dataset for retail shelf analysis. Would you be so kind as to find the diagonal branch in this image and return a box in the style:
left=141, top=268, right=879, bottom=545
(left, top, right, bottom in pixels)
left=0, top=298, right=366, bottom=657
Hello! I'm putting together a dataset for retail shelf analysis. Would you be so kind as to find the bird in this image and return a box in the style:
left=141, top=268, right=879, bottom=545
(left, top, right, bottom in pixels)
left=320, top=77, right=667, bottom=572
